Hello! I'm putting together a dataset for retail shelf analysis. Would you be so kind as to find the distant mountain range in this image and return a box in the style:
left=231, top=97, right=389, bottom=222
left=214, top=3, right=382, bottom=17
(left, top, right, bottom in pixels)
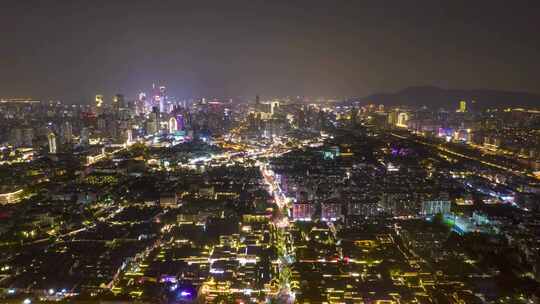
left=352, top=86, right=540, bottom=109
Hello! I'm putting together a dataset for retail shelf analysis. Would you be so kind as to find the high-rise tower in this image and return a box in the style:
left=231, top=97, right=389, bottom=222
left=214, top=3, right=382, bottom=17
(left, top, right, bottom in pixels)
left=159, top=86, right=167, bottom=113
left=169, top=117, right=178, bottom=134
left=138, top=92, right=147, bottom=115
left=113, top=94, right=124, bottom=113
left=95, top=94, right=104, bottom=115
left=80, top=127, right=90, bottom=146
left=60, top=121, right=73, bottom=144
left=48, top=132, right=57, bottom=154
left=458, top=100, right=467, bottom=113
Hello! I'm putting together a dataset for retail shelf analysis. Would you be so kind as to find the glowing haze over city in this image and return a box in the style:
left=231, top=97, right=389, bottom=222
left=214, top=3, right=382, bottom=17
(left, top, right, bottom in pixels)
left=1, top=1, right=540, bottom=303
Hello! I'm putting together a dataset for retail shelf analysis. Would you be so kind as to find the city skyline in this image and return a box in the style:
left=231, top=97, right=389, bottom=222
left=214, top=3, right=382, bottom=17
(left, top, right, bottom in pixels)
left=1, top=2, right=540, bottom=303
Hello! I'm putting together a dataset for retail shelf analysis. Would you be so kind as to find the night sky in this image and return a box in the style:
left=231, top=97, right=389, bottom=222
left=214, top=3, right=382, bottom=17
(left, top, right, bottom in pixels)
left=1, top=0, right=540, bottom=103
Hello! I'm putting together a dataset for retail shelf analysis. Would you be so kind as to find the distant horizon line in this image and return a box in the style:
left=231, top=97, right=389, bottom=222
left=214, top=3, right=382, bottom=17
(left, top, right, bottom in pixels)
left=2, top=84, right=540, bottom=104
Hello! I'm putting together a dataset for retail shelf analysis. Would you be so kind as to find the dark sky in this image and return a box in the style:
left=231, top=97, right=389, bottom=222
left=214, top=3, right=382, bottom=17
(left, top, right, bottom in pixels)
left=1, top=0, right=539, bottom=103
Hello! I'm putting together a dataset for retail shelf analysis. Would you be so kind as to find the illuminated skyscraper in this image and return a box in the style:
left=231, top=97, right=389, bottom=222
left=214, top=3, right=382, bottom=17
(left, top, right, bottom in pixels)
left=48, top=132, right=57, bottom=154
left=147, top=106, right=160, bottom=135
left=396, top=112, right=409, bottom=128
left=95, top=94, right=104, bottom=115
left=458, top=100, right=467, bottom=112
left=169, top=117, right=178, bottom=134
left=95, top=94, right=104, bottom=108
left=138, top=92, right=147, bottom=115
left=387, top=109, right=399, bottom=126
left=159, top=86, right=167, bottom=113
left=113, top=94, right=124, bottom=113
